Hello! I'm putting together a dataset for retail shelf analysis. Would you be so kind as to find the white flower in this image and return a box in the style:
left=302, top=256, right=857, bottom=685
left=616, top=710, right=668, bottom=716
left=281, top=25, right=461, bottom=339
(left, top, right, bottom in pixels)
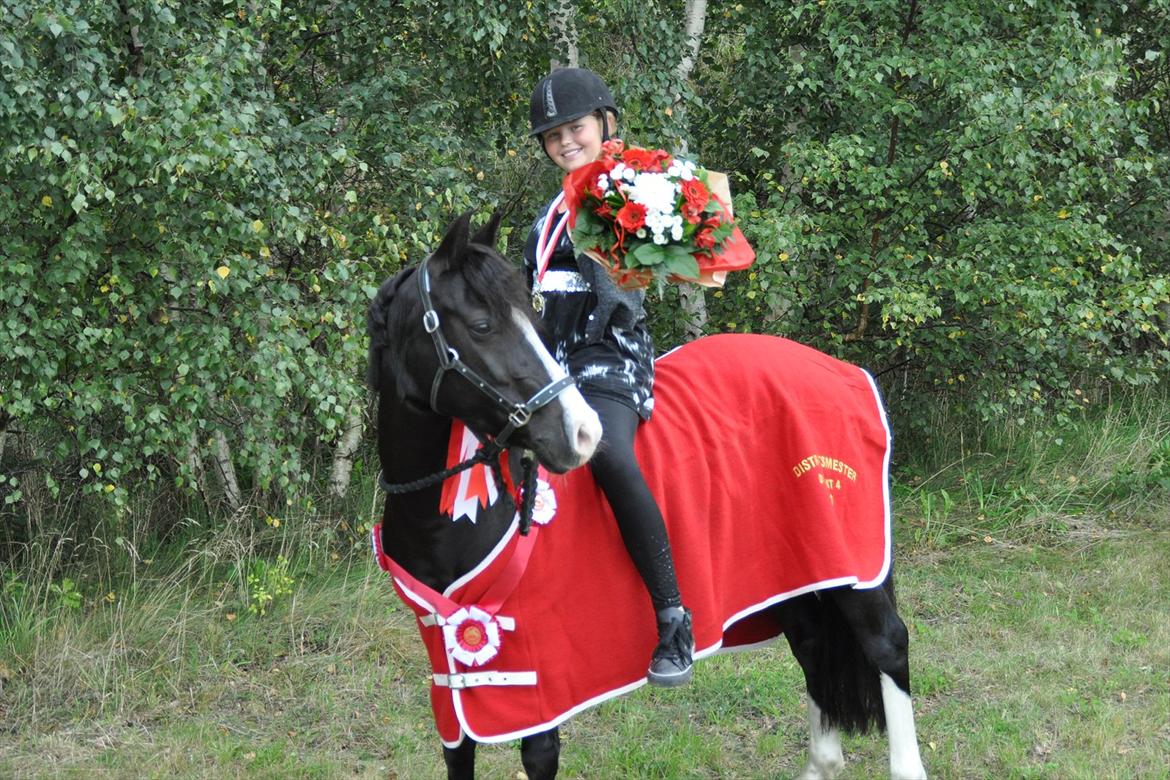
left=597, top=174, right=610, bottom=192
left=628, top=172, right=679, bottom=216
left=611, top=163, right=628, bottom=181
left=636, top=229, right=647, bottom=238
left=653, top=232, right=668, bottom=245
left=671, top=224, right=683, bottom=241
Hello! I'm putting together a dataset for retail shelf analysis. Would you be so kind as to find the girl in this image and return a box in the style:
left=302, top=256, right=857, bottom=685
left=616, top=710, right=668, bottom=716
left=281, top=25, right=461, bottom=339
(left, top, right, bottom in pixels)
left=523, top=67, right=693, bottom=687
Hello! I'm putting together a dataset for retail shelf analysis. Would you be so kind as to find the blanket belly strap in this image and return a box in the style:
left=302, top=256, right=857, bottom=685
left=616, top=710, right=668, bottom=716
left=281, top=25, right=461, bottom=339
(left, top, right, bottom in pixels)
left=421, top=613, right=517, bottom=631
left=434, top=671, right=538, bottom=689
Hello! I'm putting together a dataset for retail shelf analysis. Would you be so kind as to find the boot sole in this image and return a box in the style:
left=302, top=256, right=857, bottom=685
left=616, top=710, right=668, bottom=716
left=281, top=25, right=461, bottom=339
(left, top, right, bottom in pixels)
left=647, top=664, right=694, bottom=687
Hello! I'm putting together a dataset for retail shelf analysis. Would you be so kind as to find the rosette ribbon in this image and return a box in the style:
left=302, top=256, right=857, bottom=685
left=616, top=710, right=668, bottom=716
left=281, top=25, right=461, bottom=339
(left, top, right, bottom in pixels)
left=442, top=606, right=503, bottom=667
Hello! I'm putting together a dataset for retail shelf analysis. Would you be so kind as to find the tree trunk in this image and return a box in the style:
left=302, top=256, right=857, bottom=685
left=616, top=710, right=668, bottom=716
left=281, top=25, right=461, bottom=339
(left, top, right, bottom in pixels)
left=198, top=385, right=243, bottom=514
left=0, top=411, right=9, bottom=465
left=184, top=429, right=213, bottom=508
left=675, top=0, right=707, bottom=106
left=672, top=0, right=710, bottom=342
left=328, top=409, right=364, bottom=499
left=211, top=428, right=242, bottom=513
left=550, top=0, right=579, bottom=70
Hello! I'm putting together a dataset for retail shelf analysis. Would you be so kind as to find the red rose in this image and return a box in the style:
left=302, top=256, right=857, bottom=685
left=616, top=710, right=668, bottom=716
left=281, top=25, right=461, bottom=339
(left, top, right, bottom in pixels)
left=694, top=227, right=717, bottom=250
left=621, top=146, right=673, bottom=172
left=615, top=201, right=648, bottom=231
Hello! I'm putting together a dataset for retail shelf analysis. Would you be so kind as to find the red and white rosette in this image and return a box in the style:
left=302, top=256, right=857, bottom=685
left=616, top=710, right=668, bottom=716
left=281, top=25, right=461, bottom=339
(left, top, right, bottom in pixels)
left=531, top=475, right=557, bottom=526
left=443, top=606, right=502, bottom=667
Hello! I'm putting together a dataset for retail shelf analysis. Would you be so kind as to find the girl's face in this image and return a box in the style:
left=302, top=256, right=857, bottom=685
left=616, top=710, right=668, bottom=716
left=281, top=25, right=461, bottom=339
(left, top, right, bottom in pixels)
left=540, top=113, right=607, bottom=173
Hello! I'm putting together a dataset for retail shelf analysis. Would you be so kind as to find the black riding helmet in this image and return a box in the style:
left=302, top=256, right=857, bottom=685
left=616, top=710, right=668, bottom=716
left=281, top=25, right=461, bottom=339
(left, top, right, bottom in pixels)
left=529, top=67, right=619, bottom=140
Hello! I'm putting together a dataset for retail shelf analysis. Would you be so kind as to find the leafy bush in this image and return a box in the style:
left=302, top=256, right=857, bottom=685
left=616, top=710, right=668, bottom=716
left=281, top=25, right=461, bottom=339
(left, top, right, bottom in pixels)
left=245, top=555, right=294, bottom=617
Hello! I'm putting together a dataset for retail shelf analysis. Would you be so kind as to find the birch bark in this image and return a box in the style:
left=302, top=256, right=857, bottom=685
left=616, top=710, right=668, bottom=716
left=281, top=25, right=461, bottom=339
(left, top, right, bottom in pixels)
left=328, top=409, right=365, bottom=499
left=550, top=0, right=579, bottom=70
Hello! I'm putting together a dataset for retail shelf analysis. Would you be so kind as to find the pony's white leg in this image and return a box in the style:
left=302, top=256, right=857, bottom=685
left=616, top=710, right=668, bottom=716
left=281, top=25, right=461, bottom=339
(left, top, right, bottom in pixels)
left=880, top=672, right=927, bottom=780
left=795, top=696, right=844, bottom=780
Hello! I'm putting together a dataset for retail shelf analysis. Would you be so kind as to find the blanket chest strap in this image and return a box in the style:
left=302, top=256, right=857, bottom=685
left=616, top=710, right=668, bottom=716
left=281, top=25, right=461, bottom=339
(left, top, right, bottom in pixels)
left=433, top=671, right=538, bottom=689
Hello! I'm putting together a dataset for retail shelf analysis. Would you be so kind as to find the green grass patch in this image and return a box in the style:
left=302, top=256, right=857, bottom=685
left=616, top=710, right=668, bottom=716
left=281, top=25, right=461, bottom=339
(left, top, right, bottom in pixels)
left=3, top=530, right=1166, bottom=779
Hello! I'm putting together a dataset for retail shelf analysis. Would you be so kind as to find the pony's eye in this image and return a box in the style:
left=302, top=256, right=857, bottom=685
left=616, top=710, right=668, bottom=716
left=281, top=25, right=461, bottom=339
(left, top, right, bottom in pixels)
left=469, top=320, right=492, bottom=335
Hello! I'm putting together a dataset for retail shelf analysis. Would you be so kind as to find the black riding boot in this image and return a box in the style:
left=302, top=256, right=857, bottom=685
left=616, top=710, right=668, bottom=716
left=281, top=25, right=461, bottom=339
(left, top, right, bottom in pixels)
left=648, top=605, right=694, bottom=687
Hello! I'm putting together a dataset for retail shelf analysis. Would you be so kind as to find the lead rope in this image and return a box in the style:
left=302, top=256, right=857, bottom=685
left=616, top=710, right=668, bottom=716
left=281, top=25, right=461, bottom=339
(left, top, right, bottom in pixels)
left=377, top=444, right=503, bottom=495
left=377, top=447, right=540, bottom=536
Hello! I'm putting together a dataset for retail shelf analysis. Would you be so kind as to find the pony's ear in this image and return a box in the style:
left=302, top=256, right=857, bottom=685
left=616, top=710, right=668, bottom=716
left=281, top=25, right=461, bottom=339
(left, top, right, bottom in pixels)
left=433, top=211, right=473, bottom=267
left=366, top=268, right=415, bottom=394
left=470, top=210, right=503, bottom=251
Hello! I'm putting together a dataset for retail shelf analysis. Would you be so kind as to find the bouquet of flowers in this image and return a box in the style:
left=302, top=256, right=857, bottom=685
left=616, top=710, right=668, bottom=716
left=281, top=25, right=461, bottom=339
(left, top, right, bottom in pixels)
left=561, top=139, right=755, bottom=288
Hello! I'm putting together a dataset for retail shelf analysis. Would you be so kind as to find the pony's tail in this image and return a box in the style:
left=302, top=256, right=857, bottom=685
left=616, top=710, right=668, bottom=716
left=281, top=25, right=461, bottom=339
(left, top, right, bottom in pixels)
left=805, top=593, right=887, bottom=734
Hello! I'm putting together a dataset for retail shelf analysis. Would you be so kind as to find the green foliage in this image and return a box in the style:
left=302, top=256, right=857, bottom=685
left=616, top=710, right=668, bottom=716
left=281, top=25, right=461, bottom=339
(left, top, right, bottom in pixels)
left=692, top=0, right=1169, bottom=424
left=47, top=576, right=82, bottom=610
left=244, top=554, right=293, bottom=616
left=1, top=1, right=366, bottom=510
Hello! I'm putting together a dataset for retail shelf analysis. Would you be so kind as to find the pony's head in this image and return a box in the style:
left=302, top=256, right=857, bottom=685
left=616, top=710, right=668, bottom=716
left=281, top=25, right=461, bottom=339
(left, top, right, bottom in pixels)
left=367, top=212, right=601, bottom=473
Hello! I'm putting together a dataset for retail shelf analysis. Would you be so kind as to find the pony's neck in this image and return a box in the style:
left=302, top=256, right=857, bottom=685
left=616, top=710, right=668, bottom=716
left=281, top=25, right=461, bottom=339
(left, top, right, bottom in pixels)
left=377, top=395, right=518, bottom=593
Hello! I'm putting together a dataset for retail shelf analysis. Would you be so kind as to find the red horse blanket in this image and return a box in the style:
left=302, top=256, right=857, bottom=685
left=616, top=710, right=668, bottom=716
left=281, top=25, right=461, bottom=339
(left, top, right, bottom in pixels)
left=376, top=334, right=892, bottom=746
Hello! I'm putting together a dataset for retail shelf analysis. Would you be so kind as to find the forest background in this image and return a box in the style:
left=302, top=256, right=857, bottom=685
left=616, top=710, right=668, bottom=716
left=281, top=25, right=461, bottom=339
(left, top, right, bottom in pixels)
left=1, top=1, right=1169, bottom=777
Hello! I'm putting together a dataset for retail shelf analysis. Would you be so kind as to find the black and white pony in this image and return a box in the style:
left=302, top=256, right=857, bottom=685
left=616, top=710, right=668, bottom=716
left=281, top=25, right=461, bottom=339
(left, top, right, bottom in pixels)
left=366, top=212, right=928, bottom=780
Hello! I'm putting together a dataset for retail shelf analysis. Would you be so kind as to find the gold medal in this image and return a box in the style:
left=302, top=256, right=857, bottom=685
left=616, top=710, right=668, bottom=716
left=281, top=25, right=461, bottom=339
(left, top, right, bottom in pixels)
left=532, top=291, right=545, bottom=313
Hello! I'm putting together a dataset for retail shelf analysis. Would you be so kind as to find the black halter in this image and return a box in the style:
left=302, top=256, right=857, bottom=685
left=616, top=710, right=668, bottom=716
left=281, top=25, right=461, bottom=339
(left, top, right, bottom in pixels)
left=415, top=256, right=575, bottom=447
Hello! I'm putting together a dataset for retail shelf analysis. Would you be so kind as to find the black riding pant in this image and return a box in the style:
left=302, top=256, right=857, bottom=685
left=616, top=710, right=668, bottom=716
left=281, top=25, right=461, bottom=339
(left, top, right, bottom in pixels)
left=585, top=396, right=682, bottom=613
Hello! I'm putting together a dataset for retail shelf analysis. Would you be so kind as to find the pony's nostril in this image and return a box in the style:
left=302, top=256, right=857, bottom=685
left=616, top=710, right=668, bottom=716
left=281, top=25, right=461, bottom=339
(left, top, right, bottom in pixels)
left=575, top=417, right=601, bottom=462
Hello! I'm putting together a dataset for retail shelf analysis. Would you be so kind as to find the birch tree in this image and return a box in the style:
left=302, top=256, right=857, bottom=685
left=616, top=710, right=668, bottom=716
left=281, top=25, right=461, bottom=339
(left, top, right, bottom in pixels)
left=671, top=0, right=710, bottom=341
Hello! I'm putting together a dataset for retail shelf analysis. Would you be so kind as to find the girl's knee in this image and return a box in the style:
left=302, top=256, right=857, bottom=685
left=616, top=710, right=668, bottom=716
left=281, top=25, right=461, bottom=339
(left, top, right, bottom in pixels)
left=588, top=443, right=638, bottom=483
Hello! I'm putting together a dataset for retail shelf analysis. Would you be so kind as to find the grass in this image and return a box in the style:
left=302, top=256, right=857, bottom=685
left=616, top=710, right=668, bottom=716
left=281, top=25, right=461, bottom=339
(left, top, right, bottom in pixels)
left=2, top=389, right=1168, bottom=778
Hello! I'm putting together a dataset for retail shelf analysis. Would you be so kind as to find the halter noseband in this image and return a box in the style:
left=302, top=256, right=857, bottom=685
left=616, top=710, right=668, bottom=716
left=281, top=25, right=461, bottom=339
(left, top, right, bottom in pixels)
left=416, top=256, right=575, bottom=448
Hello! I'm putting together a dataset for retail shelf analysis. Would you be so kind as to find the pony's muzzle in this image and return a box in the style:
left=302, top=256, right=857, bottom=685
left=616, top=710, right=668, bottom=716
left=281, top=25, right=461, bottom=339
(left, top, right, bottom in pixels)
left=571, top=406, right=602, bottom=466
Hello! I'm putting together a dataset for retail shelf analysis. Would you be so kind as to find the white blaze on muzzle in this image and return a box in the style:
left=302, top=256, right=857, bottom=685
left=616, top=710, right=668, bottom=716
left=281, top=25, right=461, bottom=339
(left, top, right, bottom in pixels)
left=512, top=308, right=601, bottom=465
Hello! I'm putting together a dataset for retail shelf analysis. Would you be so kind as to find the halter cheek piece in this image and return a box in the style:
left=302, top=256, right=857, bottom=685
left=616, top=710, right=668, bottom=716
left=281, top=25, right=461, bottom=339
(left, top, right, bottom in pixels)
left=416, top=256, right=576, bottom=448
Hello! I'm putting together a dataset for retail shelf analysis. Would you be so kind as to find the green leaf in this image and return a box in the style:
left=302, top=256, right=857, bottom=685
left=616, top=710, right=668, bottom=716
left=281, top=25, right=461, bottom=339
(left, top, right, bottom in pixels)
left=629, top=242, right=669, bottom=267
